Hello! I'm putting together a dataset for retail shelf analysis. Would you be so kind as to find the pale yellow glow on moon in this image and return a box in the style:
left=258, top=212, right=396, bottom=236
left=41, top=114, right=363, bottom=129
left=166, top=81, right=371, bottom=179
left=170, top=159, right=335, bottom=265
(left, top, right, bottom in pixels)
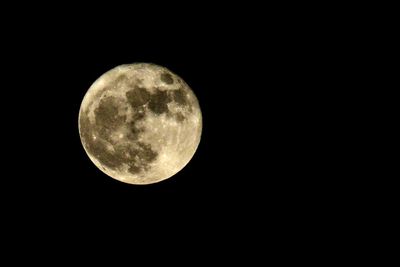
left=78, top=63, right=202, bottom=184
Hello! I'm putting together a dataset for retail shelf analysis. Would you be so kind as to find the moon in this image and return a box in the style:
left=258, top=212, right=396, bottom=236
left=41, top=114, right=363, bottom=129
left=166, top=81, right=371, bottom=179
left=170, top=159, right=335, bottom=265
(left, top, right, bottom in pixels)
left=78, top=63, right=202, bottom=185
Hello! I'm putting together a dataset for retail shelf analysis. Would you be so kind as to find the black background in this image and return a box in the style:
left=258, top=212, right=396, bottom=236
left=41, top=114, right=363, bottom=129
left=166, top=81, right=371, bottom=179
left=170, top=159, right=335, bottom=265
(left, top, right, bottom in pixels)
left=0, top=4, right=353, bottom=262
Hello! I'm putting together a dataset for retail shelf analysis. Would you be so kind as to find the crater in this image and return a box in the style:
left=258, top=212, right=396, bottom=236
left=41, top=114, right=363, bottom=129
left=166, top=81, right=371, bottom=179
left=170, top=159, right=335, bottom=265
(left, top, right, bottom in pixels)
left=160, top=72, right=174, bottom=84
left=175, top=112, right=186, bottom=122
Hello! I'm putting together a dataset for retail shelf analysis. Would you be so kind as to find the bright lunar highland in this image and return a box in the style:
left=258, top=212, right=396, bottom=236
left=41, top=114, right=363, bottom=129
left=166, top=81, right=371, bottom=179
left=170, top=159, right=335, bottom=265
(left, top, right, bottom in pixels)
left=79, top=63, right=202, bottom=184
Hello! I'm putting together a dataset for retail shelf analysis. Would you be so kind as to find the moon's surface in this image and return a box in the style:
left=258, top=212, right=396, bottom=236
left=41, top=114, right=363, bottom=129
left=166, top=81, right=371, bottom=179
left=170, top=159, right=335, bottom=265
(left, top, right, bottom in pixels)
left=78, top=63, right=202, bottom=185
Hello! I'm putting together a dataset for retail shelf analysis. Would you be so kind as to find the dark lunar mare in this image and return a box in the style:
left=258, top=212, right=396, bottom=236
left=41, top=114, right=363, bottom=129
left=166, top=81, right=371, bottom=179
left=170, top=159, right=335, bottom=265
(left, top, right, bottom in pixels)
left=80, top=91, right=159, bottom=175
left=128, top=84, right=191, bottom=121
left=160, top=72, right=174, bottom=84
left=80, top=76, right=192, bottom=175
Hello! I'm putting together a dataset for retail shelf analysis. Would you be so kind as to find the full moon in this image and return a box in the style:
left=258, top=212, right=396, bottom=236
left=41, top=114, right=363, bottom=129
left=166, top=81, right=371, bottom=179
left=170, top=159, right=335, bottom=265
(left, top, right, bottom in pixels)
left=78, top=63, right=202, bottom=185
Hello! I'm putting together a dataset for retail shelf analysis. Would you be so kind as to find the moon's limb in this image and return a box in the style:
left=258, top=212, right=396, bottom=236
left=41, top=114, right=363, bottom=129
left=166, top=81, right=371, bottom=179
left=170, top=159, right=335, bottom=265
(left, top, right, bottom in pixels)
left=78, top=63, right=202, bottom=184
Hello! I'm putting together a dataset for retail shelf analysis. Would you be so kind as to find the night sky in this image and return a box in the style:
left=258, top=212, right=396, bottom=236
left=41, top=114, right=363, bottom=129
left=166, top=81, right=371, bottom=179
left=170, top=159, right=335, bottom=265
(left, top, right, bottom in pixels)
left=1, top=5, right=344, bottom=262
